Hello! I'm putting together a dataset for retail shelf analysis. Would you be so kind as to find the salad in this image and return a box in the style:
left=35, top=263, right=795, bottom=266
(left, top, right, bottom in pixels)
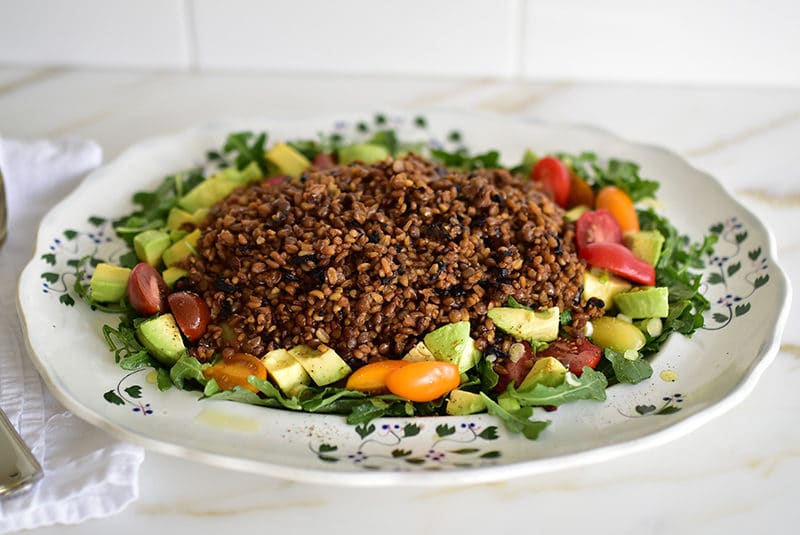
left=78, top=116, right=715, bottom=441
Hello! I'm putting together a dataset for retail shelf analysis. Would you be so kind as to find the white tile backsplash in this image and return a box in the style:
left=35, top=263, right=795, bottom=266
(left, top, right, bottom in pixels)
left=0, top=0, right=797, bottom=86
left=0, top=0, right=190, bottom=68
left=190, top=0, right=519, bottom=77
left=521, top=0, right=800, bottom=86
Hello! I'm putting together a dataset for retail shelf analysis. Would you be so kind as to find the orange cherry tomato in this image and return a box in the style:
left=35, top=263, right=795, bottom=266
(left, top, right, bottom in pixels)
left=565, top=172, right=595, bottom=210
left=345, top=360, right=409, bottom=393
left=595, top=186, right=640, bottom=232
left=385, top=361, right=460, bottom=402
left=203, top=352, right=267, bottom=393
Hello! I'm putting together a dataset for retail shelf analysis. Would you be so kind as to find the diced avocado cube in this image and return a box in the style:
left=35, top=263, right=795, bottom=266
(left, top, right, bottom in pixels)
left=402, top=341, right=435, bottom=362
left=166, top=207, right=195, bottom=231
left=262, top=348, right=311, bottom=396
left=178, top=177, right=240, bottom=212
left=287, top=345, right=352, bottom=386
left=133, top=229, right=171, bottom=267
left=162, top=266, right=188, bottom=288
left=446, top=389, right=487, bottom=415
left=623, top=230, right=665, bottom=266
left=265, top=143, right=311, bottom=178
left=487, top=306, right=559, bottom=342
left=582, top=269, right=632, bottom=310
left=89, top=263, right=131, bottom=303
left=162, top=229, right=201, bottom=267
left=423, top=321, right=481, bottom=373
left=136, top=313, right=187, bottom=367
left=518, top=357, right=567, bottom=390
left=216, top=161, right=263, bottom=184
left=337, top=143, right=390, bottom=165
left=614, top=286, right=669, bottom=318
left=590, top=317, right=646, bottom=352
left=564, top=205, right=591, bottom=222
left=166, top=206, right=208, bottom=232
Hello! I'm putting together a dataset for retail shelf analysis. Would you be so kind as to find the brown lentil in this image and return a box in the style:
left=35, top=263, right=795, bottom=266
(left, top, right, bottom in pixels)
left=183, top=155, right=600, bottom=365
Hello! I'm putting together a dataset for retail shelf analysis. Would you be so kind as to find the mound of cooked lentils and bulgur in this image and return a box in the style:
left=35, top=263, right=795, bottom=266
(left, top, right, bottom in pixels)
left=181, top=155, right=602, bottom=367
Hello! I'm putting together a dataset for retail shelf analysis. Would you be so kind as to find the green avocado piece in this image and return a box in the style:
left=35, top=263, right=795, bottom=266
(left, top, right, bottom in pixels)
left=624, top=230, right=665, bottom=266
left=133, top=229, right=171, bottom=267
left=582, top=269, right=632, bottom=310
left=162, top=229, right=201, bottom=267
left=337, top=143, right=390, bottom=165
left=564, top=205, right=591, bottom=222
left=136, top=313, right=187, bottom=367
left=423, top=321, right=481, bottom=372
left=161, top=266, right=188, bottom=288
left=265, top=143, right=311, bottom=178
left=487, top=306, right=559, bottom=342
left=287, top=345, right=352, bottom=386
left=518, top=357, right=567, bottom=390
left=165, top=207, right=195, bottom=231
left=89, top=263, right=131, bottom=303
left=614, top=286, right=669, bottom=318
left=401, top=341, right=435, bottom=362
left=217, top=161, right=262, bottom=184
left=262, top=348, right=311, bottom=395
left=446, top=389, right=487, bottom=415
left=178, top=177, right=240, bottom=212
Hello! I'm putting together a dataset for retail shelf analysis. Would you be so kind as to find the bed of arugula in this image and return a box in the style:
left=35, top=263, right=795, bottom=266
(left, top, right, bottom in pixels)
left=81, top=115, right=715, bottom=441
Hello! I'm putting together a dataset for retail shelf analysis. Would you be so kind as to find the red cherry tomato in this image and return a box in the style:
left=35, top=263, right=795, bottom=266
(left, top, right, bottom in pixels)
left=531, top=156, right=570, bottom=207
left=494, top=341, right=535, bottom=392
left=575, top=209, right=623, bottom=254
left=127, top=262, right=169, bottom=316
left=565, top=172, right=595, bottom=209
left=385, top=361, right=460, bottom=402
left=312, top=152, right=337, bottom=169
left=538, top=337, right=602, bottom=376
left=167, top=291, right=211, bottom=342
left=579, top=242, right=656, bottom=286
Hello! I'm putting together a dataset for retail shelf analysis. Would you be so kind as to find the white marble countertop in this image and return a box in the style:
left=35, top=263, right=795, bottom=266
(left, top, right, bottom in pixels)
left=1, top=67, right=798, bottom=534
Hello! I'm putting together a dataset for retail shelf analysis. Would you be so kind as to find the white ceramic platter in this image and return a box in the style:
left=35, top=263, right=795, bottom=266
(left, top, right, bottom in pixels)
left=17, top=111, right=791, bottom=486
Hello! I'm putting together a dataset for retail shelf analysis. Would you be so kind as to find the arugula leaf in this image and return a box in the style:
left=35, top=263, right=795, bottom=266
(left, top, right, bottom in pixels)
left=223, top=131, right=270, bottom=174
left=501, top=367, right=608, bottom=407
left=169, top=354, right=208, bottom=389
left=604, top=348, right=653, bottom=384
left=638, top=208, right=716, bottom=354
left=480, top=393, right=550, bottom=440
left=430, top=148, right=501, bottom=170
left=248, top=377, right=302, bottom=410
left=561, top=152, right=659, bottom=202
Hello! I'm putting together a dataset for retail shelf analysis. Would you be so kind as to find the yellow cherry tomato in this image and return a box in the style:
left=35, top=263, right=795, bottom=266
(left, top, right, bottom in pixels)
left=595, top=186, right=639, bottom=233
left=385, top=361, right=460, bottom=402
left=345, top=360, right=409, bottom=393
left=203, top=352, right=267, bottom=393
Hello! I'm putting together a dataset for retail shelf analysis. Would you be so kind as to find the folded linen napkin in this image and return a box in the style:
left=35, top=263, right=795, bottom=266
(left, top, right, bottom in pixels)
left=0, top=137, right=144, bottom=533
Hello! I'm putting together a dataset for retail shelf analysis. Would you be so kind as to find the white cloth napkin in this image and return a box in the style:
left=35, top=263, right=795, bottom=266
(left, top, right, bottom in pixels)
left=0, top=137, right=144, bottom=533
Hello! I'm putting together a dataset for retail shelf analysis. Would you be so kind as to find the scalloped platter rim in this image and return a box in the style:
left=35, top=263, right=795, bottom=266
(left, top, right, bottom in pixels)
left=17, top=111, right=792, bottom=486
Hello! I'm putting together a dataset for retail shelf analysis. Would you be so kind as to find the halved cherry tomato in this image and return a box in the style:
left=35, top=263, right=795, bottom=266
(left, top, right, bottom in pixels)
left=579, top=242, right=656, bottom=286
left=346, top=360, right=409, bottom=393
left=167, top=291, right=210, bottom=343
left=565, top=172, right=595, bottom=209
left=538, top=337, right=602, bottom=376
left=575, top=209, right=623, bottom=253
left=531, top=156, right=570, bottom=207
left=385, top=361, right=460, bottom=402
left=494, top=341, right=535, bottom=392
left=312, top=152, right=337, bottom=169
left=595, top=186, right=639, bottom=232
left=203, top=352, right=267, bottom=393
left=127, top=262, right=169, bottom=316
